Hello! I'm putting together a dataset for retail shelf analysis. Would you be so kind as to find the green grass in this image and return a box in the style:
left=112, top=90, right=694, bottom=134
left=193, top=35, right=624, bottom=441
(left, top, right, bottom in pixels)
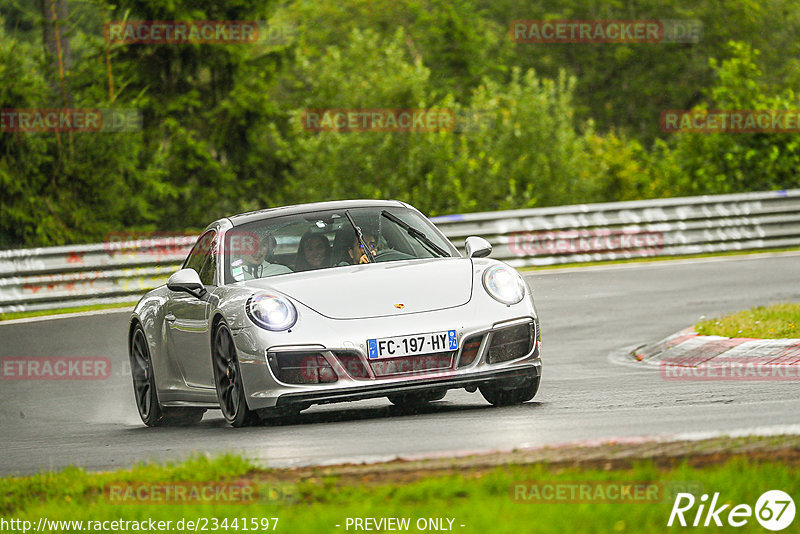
left=1, top=453, right=797, bottom=533
left=695, top=302, right=800, bottom=339
left=0, top=301, right=138, bottom=322
left=519, top=246, right=800, bottom=271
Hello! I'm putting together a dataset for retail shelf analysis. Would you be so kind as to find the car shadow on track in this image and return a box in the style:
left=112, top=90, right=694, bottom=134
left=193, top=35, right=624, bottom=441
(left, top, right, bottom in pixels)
left=261, top=399, right=546, bottom=428
left=119, top=400, right=546, bottom=431
left=265, top=401, right=480, bottom=427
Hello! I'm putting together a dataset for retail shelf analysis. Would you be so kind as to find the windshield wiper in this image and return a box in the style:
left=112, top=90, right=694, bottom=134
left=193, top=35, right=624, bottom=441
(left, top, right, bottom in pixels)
left=380, top=210, right=449, bottom=258
left=344, top=209, right=375, bottom=264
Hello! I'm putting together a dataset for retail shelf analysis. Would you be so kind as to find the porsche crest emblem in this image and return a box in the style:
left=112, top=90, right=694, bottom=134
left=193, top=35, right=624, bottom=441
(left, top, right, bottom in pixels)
left=394, top=303, right=405, bottom=309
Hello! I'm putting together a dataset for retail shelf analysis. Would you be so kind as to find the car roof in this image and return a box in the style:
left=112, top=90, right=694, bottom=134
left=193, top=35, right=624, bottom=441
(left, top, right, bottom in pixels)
left=224, top=199, right=409, bottom=227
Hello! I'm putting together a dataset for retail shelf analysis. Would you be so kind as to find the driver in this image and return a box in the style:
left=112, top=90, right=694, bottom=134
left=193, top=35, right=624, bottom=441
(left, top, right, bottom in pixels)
left=338, top=233, right=378, bottom=265
left=232, top=231, right=292, bottom=280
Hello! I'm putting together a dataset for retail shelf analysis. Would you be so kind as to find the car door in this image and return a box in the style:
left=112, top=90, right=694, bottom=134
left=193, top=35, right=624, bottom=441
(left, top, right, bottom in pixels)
left=166, top=230, right=217, bottom=389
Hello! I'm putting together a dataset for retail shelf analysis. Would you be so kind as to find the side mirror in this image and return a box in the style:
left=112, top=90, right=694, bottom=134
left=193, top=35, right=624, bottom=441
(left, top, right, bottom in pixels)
left=465, top=236, right=492, bottom=258
left=167, top=268, right=207, bottom=299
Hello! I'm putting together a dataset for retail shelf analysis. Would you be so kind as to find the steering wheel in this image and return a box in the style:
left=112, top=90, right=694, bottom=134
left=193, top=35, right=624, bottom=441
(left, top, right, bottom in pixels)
left=373, top=249, right=412, bottom=262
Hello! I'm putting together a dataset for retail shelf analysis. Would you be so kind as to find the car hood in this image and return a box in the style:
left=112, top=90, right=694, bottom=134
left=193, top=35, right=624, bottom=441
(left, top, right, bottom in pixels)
left=241, top=258, right=473, bottom=319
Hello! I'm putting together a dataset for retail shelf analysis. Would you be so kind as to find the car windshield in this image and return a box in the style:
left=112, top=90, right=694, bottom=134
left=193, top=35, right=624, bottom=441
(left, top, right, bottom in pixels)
left=222, top=206, right=458, bottom=284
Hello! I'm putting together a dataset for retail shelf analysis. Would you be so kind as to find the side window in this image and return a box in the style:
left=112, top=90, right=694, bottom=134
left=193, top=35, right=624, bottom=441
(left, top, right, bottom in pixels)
left=198, top=235, right=219, bottom=286
left=183, top=230, right=216, bottom=275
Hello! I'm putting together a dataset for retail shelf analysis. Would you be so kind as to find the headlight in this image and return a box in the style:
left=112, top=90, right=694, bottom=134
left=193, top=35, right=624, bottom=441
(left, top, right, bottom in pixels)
left=482, top=265, right=526, bottom=305
left=247, top=294, right=297, bottom=331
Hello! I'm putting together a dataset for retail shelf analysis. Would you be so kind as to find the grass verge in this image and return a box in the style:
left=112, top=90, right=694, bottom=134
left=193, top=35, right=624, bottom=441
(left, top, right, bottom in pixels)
left=2, top=436, right=798, bottom=533
left=695, top=302, right=800, bottom=339
left=0, top=301, right=138, bottom=322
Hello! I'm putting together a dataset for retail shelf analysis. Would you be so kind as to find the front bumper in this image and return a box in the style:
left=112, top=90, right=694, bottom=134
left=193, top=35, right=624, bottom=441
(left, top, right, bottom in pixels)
left=234, top=308, right=542, bottom=411
left=274, top=364, right=539, bottom=407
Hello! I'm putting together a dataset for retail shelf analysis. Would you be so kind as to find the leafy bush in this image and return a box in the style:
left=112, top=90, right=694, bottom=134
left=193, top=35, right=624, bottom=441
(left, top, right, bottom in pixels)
left=2, top=0, right=800, bottom=248
left=661, top=42, right=800, bottom=197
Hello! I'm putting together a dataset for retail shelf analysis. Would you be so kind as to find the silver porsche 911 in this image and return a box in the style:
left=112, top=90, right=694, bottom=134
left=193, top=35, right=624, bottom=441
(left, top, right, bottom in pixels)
left=128, top=200, right=541, bottom=427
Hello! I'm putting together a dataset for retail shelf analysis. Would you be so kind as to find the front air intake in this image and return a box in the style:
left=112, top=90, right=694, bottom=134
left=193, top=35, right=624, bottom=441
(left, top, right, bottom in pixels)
left=457, top=335, right=484, bottom=368
left=487, top=323, right=534, bottom=364
left=267, top=351, right=338, bottom=384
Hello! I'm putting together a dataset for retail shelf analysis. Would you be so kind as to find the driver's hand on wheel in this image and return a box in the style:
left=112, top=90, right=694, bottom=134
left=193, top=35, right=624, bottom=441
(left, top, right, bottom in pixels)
left=349, top=235, right=378, bottom=265
left=359, top=249, right=377, bottom=264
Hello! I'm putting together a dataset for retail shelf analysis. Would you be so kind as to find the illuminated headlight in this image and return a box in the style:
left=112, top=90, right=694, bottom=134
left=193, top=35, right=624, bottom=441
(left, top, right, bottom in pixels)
left=482, top=265, right=526, bottom=305
left=247, top=294, right=297, bottom=331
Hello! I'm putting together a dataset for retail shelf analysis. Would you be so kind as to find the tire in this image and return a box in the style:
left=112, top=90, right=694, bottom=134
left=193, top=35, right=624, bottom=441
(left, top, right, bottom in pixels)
left=480, top=374, right=540, bottom=407
left=130, top=324, right=206, bottom=426
left=212, top=322, right=259, bottom=427
left=388, top=389, right=446, bottom=408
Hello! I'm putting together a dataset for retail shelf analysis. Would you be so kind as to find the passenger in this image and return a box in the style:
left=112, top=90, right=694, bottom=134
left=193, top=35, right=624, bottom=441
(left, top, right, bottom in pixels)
left=295, top=232, right=331, bottom=272
left=231, top=231, right=291, bottom=280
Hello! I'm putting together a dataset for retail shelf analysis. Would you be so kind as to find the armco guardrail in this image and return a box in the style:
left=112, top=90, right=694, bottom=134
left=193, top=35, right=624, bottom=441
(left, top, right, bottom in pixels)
left=0, top=237, right=195, bottom=314
left=2, top=190, right=799, bottom=313
left=431, top=189, right=800, bottom=268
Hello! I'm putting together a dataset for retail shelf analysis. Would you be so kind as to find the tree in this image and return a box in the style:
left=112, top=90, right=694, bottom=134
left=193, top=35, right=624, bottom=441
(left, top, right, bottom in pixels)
left=655, top=42, right=800, bottom=197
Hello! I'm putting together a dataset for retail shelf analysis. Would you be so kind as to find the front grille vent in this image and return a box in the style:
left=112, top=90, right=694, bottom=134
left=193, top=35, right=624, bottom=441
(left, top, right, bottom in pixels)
left=267, top=351, right=338, bottom=384
left=457, top=335, right=484, bottom=368
left=487, top=323, right=534, bottom=364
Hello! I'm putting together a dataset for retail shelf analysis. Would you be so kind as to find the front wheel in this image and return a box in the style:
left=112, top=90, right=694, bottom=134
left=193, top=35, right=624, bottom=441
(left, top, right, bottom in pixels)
left=213, top=323, right=259, bottom=427
left=480, top=375, right=540, bottom=407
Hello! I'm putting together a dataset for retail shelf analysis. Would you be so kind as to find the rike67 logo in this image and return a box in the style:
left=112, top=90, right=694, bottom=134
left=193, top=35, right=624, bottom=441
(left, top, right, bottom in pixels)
left=668, top=490, right=795, bottom=531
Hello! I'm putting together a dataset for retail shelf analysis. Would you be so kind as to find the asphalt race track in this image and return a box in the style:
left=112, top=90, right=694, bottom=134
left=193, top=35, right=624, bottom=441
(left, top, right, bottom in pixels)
left=1, top=253, right=800, bottom=475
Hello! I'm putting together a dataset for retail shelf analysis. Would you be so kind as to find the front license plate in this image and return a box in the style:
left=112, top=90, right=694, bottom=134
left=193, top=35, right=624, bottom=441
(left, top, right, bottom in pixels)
left=367, top=330, right=458, bottom=359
